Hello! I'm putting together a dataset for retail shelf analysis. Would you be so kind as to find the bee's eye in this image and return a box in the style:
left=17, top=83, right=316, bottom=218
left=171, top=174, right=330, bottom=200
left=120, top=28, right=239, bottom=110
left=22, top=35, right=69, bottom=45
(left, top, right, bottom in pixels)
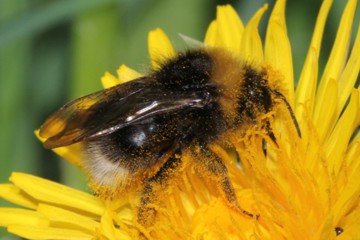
left=246, top=84, right=272, bottom=113
left=258, top=86, right=272, bottom=112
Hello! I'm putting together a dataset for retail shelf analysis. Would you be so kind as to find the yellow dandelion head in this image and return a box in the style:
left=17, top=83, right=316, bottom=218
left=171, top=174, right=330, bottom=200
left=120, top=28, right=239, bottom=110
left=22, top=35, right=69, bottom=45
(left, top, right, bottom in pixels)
left=1, top=1, right=359, bottom=240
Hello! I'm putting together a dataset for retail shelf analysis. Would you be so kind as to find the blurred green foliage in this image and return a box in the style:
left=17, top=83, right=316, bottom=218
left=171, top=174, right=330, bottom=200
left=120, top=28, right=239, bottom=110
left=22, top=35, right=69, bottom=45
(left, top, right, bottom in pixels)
left=0, top=0, right=358, bottom=238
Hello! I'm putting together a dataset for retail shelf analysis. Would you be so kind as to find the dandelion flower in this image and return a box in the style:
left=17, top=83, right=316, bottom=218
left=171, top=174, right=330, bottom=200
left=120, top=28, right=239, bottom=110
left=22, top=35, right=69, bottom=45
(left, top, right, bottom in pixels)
left=1, top=0, right=359, bottom=239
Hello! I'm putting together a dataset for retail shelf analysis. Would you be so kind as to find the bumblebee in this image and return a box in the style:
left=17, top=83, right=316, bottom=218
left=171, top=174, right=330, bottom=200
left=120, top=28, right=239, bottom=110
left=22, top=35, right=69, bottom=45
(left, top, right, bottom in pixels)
left=40, top=48, right=301, bottom=225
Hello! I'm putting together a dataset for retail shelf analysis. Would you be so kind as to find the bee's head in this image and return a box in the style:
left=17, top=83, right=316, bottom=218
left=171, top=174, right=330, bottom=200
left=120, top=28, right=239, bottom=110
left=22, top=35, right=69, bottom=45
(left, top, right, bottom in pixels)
left=238, top=67, right=273, bottom=120
left=238, top=66, right=301, bottom=140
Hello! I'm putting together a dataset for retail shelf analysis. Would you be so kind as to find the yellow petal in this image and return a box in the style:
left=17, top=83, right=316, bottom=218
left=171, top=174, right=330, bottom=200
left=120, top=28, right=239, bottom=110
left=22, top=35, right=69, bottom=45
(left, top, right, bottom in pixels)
left=314, top=0, right=357, bottom=124
left=313, top=78, right=338, bottom=142
left=204, top=20, right=218, bottom=46
left=35, top=130, right=84, bottom=169
left=265, top=0, right=294, bottom=103
left=9, top=172, right=104, bottom=216
left=332, top=163, right=360, bottom=224
left=115, top=204, right=134, bottom=223
left=192, top=199, right=254, bottom=239
left=99, top=209, right=121, bottom=240
left=337, top=24, right=360, bottom=116
left=295, top=0, right=333, bottom=119
left=294, top=48, right=318, bottom=122
left=51, top=143, right=84, bottom=169
left=239, top=4, right=267, bottom=62
left=0, top=208, right=48, bottom=227
left=337, top=207, right=360, bottom=239
left=316, top=217, right=335, bottom=240
left=324, top=89, right=360, bottom=174
left=117, top=64, right=142, bottom=83
left=8, top=225, right=92, bottom=240
left=98, top=208, right=132, bottom=240
left=37, top=204, right=100, bottom=233
left=216, top=5, right=244, bottom=54
left=346, top=133, right=360, bottom=174
left=148, top=28, right=176, bottom=70
left=0, top=184, right=37, bottom=209
left=101, top=72, right=120, bottom=89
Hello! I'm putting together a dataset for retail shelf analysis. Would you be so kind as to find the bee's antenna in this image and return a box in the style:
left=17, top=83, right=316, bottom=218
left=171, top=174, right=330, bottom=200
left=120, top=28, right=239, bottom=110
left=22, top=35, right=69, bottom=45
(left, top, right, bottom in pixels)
left=271, top=90, right=302, bottom=138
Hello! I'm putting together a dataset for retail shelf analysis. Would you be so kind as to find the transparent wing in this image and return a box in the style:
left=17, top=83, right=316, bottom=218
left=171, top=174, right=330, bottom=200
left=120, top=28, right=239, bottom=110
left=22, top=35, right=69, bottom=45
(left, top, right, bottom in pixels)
left=39, top=77, right=209, bottom=149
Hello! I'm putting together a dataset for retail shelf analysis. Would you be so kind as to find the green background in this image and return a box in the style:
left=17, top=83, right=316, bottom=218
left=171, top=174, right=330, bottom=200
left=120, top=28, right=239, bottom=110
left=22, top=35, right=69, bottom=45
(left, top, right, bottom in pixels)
left=0, top=0, right=358, bottom=238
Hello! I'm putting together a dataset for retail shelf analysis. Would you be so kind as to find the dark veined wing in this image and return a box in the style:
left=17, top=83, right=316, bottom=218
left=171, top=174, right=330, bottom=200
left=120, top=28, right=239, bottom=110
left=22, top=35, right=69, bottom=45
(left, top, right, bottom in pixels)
left=39, top=76, right=211, bottom=149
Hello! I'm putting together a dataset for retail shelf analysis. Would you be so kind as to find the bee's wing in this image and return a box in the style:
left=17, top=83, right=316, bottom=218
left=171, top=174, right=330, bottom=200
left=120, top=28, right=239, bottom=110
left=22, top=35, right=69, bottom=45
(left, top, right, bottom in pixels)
left=40, top=77, right=209, bottom=149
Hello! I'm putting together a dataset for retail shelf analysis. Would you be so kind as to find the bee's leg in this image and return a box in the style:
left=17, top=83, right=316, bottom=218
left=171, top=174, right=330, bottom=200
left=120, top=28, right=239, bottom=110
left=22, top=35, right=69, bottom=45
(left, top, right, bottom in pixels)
left=195, top=145, right=256, bottom=218
left=264, top=119, right=278, bottom=147
left=137, top=153, right=182, bottom=227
